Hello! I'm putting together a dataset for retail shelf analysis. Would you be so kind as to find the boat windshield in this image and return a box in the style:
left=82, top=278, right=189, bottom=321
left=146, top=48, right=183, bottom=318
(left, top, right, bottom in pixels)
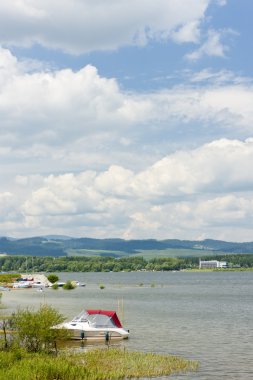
left=71, top=311, right=89, bottom=323
left=88, top=314, right=115, bottom=328
left=71, top=311, right=116, bottom=328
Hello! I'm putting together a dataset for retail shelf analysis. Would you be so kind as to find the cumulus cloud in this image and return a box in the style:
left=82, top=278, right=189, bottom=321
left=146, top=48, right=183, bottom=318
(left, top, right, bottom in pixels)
left=1, top=47, right=253, bottom=205
left=1, top=138, right=249, bottom=240
left=0, top=48, right=149, bottom=139
left=0, top=0, right=212, bottom=53
left=1, top=47, right=253, bottom=156
left=131, top=139, right=253, bottom=198
left=1, top=44, right=253, bottom=241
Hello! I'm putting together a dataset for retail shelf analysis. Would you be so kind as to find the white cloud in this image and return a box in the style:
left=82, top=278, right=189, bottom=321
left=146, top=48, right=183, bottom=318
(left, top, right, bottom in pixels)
left=1, top=48, right=253, bottom=194
left=0, top=138, right=249, bottom=240
left=1, top=48, right=253, bottom=155
left=130, top=139, right=253, bottom=198
left=124, top=193, right=253, bottom=241
left=186, top=29, right=228, bottom=61
left=0, top=1, right=251, bottom=243
left=1, top=44, right=253, bottom=241
left=0, top=0, right=211, bottom=53
left=215, top=0, right=227, bottom=6
left=171, top=20, right=201, bottom=43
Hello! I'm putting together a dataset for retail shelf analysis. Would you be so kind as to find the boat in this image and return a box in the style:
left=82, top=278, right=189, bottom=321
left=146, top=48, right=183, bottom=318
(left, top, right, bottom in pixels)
left=54, top=281, right=66, bottom=287
left=32, top=281, right=45, bottom=288
left=13, top=281, right=32, bottom=289
left=54, top=309, right=129, bottom=341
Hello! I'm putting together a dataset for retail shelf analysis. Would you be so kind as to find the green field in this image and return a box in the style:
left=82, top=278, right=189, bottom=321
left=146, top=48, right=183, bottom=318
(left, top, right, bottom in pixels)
left=66, top=247, right=225, bottom=259
left=66, top=248, right=128, bottom=257
left=132, top=248, right=220, bottom=259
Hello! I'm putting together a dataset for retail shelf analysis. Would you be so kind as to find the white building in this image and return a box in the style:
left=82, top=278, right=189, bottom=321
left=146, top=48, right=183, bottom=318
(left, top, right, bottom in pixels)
left=199, top=260, right=227, bottom=269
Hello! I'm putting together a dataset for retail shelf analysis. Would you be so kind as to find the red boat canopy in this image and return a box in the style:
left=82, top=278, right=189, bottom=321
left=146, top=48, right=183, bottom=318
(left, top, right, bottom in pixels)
left=86, top=309, right=122, bottom=328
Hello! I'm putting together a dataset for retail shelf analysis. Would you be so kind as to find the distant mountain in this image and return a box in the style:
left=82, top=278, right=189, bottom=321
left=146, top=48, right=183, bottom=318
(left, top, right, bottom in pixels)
left=0, top=236, right=253, bottom=257
left=43, top=235, right=73, bottom=240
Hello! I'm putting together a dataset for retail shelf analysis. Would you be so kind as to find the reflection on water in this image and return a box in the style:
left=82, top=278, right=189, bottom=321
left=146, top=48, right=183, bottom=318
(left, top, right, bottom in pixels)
left=1, top=271, right=253, bottom=379
left=58, top=337, right=126, bottom=353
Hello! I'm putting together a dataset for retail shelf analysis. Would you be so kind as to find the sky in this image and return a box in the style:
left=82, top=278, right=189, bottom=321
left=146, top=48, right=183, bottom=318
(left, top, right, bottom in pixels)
left=0, top=0, right=253, bottom=242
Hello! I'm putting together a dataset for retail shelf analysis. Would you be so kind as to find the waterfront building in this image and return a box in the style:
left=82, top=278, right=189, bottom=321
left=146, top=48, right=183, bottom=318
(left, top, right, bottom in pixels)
left=199, top=260, right=227, bottom=269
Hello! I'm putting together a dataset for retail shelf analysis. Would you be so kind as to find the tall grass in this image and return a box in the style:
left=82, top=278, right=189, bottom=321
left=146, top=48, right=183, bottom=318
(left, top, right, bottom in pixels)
left=0, top=274, right=20, bottom=285
left=0, top=348, right=198, bottom=380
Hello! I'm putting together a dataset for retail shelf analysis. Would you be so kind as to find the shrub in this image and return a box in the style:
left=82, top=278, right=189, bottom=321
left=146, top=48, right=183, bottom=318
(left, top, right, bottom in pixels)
left=62, top=280, right=75, bottom=290
left=47, top=274, right=59, bottom=284
left=10, top=304, right=68, bottom=353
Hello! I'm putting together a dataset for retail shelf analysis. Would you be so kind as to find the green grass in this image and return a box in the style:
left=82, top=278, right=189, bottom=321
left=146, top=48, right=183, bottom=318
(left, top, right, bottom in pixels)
left=0, top=348, right=198, bottom=380
left=132, top=248, right=222, bottom=259
left=185, top=267, right=253, bottom=272
left=0, top=274, right=21, bottom=285
left=66, top=247, right=224, bottom=259
left=66, top=249, right=127, bottom=257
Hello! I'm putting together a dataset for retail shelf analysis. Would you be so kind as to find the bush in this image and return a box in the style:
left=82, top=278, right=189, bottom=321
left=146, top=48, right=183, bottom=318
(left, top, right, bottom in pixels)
left=10, top=304, right=68, bottom=353
left=62, top=280, right=75, bottom=290
left=47, top=274, right=59, bottom=284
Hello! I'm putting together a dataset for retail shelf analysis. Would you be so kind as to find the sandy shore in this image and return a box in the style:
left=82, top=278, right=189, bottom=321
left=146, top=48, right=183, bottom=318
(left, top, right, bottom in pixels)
left=19, top=273, right=52, bottom=287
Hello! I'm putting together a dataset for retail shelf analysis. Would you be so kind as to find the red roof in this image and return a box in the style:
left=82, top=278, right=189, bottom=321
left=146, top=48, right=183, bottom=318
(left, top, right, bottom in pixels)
left=86, top=309, right=122, bottom=328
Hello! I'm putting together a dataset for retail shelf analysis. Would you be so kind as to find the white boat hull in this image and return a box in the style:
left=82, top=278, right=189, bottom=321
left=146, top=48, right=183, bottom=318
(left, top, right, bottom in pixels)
left=69, top=328, right=128, bottom=341
left=54, top=309, right=129, bottom=341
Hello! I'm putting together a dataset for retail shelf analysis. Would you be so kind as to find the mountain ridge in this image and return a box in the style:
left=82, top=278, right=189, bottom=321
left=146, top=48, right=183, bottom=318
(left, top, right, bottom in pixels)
left=0, top=236, right=253, bottom=257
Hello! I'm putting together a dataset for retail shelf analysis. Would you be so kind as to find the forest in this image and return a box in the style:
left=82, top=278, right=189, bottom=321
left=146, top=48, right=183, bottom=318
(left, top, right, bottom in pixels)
left=0, top=253, right=253, bottom=273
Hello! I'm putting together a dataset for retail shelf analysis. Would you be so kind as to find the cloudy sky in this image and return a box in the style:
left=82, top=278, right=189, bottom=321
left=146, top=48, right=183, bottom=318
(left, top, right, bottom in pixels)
left=0, top=0, right=253, bottom=241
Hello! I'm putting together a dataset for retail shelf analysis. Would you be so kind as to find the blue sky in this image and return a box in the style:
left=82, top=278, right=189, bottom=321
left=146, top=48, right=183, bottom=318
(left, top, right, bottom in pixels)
left=0, top=0, right=253, bottom=241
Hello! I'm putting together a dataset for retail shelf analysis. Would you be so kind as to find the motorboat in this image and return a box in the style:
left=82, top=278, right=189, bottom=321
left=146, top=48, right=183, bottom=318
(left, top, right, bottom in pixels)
left=54, top=309, right=129, bottom=341
left=13, top=281, right=32, bottom=289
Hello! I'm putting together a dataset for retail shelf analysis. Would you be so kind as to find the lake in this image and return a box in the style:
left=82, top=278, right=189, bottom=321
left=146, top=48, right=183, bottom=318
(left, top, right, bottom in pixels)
left=1, top=271, right=253, bottom=379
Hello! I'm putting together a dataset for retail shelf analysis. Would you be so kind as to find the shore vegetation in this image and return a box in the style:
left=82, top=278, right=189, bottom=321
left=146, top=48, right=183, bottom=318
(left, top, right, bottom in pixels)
left=0, top=347, right=198, bottom=380
left=0, top=254, right=253, bottom=275
left=0, top=305, right=198, bottom=379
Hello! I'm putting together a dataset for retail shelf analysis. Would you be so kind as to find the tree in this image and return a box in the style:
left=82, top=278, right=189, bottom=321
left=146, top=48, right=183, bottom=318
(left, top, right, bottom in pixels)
left=0, top=318, right=11, bottom=349
left=62, top=280, right=75, bottom=290
left=47, top=274, right=59, bottom=284
left=11, top=304, right=69, bottom=353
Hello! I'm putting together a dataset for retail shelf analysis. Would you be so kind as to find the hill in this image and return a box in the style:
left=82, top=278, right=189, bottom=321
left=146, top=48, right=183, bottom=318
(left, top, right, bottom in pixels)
left=0, top=236, right=253, bottom=258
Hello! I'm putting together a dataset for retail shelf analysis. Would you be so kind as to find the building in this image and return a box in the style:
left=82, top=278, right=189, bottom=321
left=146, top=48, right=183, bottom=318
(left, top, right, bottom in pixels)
left=199, top=260, right=227, bottom=269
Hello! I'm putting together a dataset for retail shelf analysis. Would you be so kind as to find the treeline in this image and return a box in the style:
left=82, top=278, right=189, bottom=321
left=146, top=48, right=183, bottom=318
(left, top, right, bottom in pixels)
left=0, top=254, right=253, bottom=273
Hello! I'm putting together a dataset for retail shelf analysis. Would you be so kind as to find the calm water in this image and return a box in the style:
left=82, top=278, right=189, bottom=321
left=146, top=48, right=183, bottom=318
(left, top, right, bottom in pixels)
left=1, top=271, right=253, bottom=379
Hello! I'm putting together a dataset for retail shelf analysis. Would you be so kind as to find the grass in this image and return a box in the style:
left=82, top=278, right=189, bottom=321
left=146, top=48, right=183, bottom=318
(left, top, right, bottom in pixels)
left=133, top=248, right=223, bottom=259
left=0, top=348, right=198, bottom=380
left=66, top=247, right=227, bottom=259
left=66, top=249, right=127, bottom=257
left=0, top=274, right=21, bottom=286
left=184, top=267, right=253, bottom=272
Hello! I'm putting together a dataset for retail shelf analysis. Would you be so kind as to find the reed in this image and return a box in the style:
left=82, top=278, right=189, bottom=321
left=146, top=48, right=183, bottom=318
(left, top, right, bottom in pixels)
left=0, top=274, right=20, bottom=286
left=0, top=347, right=198, bottom=380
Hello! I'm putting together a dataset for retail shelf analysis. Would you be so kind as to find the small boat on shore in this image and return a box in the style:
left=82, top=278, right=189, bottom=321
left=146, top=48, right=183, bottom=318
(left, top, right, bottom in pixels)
left=13, top=281, right=32, bottom=289
left=54, top=309, right=129, bottom=341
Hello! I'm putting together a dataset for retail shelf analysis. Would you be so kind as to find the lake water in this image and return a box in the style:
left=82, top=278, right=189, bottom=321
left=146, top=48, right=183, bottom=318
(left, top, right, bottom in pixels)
left=1, top=271, right=253, bottom=379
